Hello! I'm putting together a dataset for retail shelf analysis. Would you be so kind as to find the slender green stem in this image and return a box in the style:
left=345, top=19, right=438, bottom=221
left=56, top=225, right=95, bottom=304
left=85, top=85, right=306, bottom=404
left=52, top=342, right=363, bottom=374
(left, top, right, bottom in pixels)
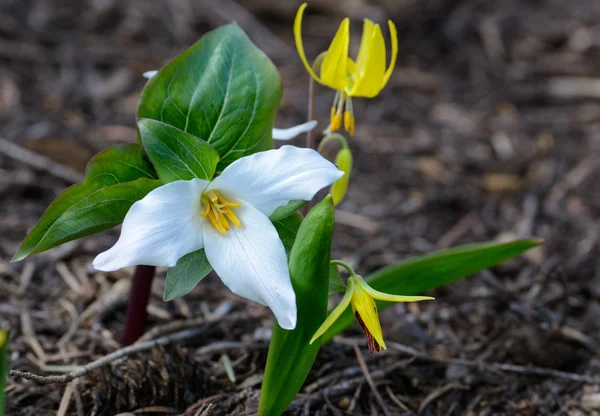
left=330, top=260, right=359, bottom=278
left=317, top=133, right=349, bottom=154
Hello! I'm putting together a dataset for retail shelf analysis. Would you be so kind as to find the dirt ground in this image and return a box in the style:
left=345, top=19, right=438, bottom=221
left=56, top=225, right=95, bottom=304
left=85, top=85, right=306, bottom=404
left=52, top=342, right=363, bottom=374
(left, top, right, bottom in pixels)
left=1, top=0, right=600, bottom=415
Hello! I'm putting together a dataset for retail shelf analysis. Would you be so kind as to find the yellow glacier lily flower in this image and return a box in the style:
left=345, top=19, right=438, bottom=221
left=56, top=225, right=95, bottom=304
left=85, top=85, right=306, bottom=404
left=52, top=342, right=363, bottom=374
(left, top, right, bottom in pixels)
left=310, top=262, right=433, bottom=352
left=294, top=2, right=398, bottom=136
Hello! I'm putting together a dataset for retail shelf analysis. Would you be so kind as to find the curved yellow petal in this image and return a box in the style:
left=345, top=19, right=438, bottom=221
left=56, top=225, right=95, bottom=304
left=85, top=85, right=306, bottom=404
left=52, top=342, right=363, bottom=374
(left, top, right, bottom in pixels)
left=351, top=281, right=386, bottom=350
left=309, top=278, right=354, bottom=344
left=381, top=20, right=398, bottom=89
left=350, top=21, right=386, bottom=98
left=357, top=276, right=434, bottom=303
left=294, top=3, right=323, bottom=84
left=320, top=18, right=350, bottom=91
left=354, top=19, right=376, bottom=80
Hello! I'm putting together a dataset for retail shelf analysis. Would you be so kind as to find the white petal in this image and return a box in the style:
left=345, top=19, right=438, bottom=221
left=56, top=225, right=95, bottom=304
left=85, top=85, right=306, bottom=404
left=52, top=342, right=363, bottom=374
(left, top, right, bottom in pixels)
left=203, top=202, right=297, bottom=330
left=208, top=145, right=343, bottom=217
left=272, top=120, right=317, bottom=141
left=143, top=70, right=158, bottom=79
left=93, top=179, right=208, bottom=271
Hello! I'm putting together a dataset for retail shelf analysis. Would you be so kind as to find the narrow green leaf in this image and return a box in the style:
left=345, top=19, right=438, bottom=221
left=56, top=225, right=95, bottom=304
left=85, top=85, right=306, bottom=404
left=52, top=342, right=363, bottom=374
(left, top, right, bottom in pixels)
left=259, top=196, right=335, bottom=416
left=138, top=24, right=281, bottom=170
left=269, top=200, right=307, bottom=221
left=164, top=249, right=212, bottom=301
left=138, top=119, right=219, bottom=183
left=0, top=329, right=9, bottom=416
left=13, top=145, right=158, bottom=261
left=321, top=239, right=542, bottom=343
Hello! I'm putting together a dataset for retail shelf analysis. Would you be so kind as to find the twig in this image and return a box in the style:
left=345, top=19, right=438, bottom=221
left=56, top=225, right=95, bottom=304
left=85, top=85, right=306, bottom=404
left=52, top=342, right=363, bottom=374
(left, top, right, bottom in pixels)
left=0, top=137, right=84, bottom=183
left=334, top=209, right=380, bottom=233
left=9, top=327, right=207, bottom=384
left=137, top=303, right=235, bottom=342
left=20, top=310, right=48, bottom=363
left=353, top=345, right=391, bottom=416
left=388, top=341, right=600, bottom=384
left=56, top=384, right=74, bottom=416
left=419, top=382, right=468, bottom=412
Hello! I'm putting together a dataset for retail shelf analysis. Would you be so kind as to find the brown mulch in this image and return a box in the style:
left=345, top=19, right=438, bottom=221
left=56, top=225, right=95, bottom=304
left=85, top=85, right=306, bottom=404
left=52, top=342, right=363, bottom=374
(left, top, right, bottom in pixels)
left=1, top=0, right=599, bottom=414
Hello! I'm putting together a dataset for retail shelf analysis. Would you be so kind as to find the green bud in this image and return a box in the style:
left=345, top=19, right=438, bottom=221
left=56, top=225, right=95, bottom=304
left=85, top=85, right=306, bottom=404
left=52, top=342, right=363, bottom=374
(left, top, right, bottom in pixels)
left=331, top=148, right=352, bottom=205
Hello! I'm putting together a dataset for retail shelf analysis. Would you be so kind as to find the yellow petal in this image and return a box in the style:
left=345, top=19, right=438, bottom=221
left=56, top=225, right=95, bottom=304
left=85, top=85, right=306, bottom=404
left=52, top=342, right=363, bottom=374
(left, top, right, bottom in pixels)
left=381, top=20, right=398, bottom=88
left=350, top=21, right=386, bottom=98
left=294, top=3, right=323, bottom=84
left=356, top=275, right=434, bottom=303
left=320, top=18, right=350, bottom=91
left=309, top=278, right=354, bottom=344
left=351, top=280, right=386, bottom=350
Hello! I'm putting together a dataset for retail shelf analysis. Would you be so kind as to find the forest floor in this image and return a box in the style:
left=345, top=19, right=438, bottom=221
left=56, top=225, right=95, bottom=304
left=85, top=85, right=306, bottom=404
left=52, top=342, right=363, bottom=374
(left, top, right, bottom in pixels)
left=1, top=0, right=599, bottom=414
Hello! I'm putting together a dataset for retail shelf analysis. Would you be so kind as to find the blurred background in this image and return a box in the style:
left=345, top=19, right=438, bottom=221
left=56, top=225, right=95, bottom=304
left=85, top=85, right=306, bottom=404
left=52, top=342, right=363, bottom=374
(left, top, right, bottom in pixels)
left=1, top=0, right=599, bottom=414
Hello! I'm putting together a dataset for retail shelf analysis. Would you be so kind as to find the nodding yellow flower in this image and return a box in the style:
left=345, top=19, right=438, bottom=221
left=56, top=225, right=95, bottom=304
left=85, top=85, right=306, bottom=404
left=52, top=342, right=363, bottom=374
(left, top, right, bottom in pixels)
left=294, top=3, right=398, bottom=136
left=310, top=262, right=433, bottom=352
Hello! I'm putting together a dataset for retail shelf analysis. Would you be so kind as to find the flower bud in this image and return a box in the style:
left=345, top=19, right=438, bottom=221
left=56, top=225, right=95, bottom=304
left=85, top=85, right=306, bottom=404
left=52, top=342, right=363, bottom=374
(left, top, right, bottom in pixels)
left=331, top=148, right=352, bottom=205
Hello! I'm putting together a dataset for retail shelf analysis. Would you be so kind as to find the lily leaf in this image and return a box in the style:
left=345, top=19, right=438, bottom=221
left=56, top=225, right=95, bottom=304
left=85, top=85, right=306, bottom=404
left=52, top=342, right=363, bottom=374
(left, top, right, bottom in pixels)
left=259, top=196, right=335, bottom=416
left=164, top=249, right=212, bottom=301
left=138, top=119, right=220, bottom=183
left=13, top=145, right=159, bottom=261
left=138, top=24, right=281, bottom=170
left=270, top=200, right=307, bottom=222
left=321, top=239, right=542, bottom=343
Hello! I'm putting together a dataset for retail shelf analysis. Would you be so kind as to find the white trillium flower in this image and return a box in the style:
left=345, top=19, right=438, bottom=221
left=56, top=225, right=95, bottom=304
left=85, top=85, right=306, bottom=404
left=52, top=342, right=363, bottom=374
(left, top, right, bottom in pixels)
left=93, top=146, right=343, bottom=330
left=143, top=71, right=317, bottom=141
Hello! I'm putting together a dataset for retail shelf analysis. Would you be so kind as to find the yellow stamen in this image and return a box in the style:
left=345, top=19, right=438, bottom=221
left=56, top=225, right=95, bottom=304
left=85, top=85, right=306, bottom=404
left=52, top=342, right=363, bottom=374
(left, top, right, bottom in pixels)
left=343, top=111, right=355, bottom=136
left=200, top=190, right=242, bottom=235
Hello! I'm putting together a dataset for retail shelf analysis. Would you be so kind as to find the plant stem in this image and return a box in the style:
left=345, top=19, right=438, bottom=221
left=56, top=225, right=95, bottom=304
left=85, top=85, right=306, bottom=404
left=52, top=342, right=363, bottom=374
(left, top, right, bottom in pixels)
left=306, top=76, right=316, bottom=150
left=122, top=265, right=155, bottom=345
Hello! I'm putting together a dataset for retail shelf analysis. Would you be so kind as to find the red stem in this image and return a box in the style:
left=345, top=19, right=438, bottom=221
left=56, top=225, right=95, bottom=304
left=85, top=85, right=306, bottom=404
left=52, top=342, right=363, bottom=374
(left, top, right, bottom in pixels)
left=122, top=265, right=155, bottom=345
left=306, top=76, right=316, bottom=150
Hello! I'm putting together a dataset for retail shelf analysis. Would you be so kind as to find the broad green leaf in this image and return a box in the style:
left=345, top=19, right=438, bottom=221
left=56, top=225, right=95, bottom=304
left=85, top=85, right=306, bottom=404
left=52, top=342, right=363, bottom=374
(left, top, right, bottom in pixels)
left=138, top=119, right=219, bottom=183
left=138, top=24, right=281, bottom=170
left=0, top=329, right=7, bottom=416
left=259, top=196, right=335, bottom=416
left=269, top=200, right=307, bottom=221
left=164, top=249, right=212, bottom=301
left=321, top=239, right=542, bottom=343
left=13, top=144, right=159, bottom=261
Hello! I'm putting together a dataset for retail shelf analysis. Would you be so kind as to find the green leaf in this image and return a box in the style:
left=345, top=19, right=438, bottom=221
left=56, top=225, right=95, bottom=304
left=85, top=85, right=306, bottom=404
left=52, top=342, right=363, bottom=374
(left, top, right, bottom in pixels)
left=138, top=119, right=220, bottom=183
left=0, top=329, right=9, bottom=416
left=13, top=145, right=159, bottom=261
left=259, top=196, right=335, bottom=416
left=321, top=239, right=542, bottom=343
left=269, top=200, right=307, bottom=221
left=164, top=249, right=212, bottom=301
left=272, top=212, right=303, bottom=257
left=138, top=24, right=281, bottom=171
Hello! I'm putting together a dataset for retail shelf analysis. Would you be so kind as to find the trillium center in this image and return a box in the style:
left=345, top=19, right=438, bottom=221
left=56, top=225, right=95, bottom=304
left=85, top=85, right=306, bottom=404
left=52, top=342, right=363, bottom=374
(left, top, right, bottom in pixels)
left=200, top=190, right=242, bottom=235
